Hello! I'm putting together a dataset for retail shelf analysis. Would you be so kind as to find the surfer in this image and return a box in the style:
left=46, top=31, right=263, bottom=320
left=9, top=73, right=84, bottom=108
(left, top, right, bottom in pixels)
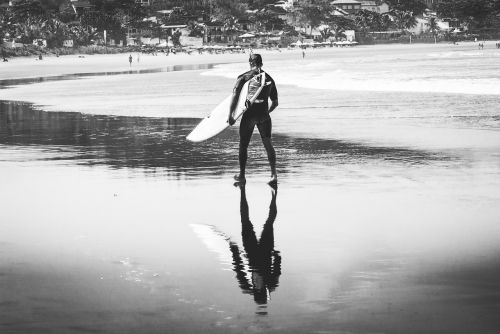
left=228, top=54, right=279, bottom=185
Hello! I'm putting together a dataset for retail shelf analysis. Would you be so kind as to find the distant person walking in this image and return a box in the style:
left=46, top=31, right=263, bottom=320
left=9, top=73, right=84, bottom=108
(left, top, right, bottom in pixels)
left=128, top=54, right=132, bottom=66
left=302, top=49, right=305, bottom=58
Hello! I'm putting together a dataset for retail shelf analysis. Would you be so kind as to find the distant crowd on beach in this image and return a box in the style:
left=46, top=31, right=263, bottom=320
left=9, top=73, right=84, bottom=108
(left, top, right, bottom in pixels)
left=478, top=42, right=500, bottom=49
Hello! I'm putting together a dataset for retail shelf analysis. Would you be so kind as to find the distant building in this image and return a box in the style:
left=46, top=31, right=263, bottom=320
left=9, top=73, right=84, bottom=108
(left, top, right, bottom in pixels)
left=68, top=0, right=94, bottom=16
left=273, top=0, right=294, bottom=10
left=360, top=1, right=389, bottom=14
left=239, top=18, right=257, bottom=32
left=331, top=0, right=361, bottom=13
left=205, top=21, right=224, bottom=44
left=423, top=0, right=443, bottom=9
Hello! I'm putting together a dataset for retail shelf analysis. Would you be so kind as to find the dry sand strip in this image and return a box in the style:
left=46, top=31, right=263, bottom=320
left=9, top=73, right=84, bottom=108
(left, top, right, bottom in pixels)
left=0, top=49, right=296, bottom=80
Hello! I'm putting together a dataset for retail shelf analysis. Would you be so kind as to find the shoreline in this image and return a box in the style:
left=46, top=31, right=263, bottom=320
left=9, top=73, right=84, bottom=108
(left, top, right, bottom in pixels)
left=0, top=41, right=488, bottom=81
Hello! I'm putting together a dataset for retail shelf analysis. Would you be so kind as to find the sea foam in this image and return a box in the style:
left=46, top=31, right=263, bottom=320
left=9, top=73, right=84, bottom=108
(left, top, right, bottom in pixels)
left=202, top=48, right=500, bottom=96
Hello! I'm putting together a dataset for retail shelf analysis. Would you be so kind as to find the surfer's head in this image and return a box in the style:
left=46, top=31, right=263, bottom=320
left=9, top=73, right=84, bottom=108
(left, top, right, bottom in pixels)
left=249, top=53, right=263, bottom=68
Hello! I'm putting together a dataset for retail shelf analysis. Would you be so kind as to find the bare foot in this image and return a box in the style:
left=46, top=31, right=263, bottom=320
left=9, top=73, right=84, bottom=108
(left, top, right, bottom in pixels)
left=233, top=174, right=246, bottom=184
left=268, top=174, right=278, bottom=185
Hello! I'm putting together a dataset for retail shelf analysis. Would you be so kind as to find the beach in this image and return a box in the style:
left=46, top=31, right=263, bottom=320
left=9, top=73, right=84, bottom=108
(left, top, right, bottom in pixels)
left=1, top=43, right=500, bottom=333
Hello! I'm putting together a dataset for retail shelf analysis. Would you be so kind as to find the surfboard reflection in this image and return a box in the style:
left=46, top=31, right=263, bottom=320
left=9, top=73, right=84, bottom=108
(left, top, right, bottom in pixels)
left=230, top=184, right=281, bottom=313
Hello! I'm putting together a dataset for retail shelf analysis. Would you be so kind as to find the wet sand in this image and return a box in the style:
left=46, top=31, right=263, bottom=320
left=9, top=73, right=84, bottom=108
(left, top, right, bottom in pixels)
left=1, top=44, right=500, bottom=333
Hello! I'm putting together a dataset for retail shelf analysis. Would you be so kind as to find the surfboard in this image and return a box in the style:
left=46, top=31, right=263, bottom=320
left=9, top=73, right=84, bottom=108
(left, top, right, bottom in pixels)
left=186, top=72, right=266, bottom=142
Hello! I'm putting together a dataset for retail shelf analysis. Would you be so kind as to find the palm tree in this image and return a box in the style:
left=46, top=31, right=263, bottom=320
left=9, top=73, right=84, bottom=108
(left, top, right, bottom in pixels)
left=390, top=9, right=417, bottom=42
left=14, top=16, right=46, bottom=44
left=328, top=16, right=356, bottom=41
left=318, top=24, right=331, bottom=41
left=426, top=17, right=440, bottom=44
left=300, top=5, right=325, bottom=36
left=353, top=10, right=374, bottom=33
left=42, top=16, right=70, bottom=48
left=252, top=10, right=284, bottom=32
left=0, top=6, right=12, bottom=42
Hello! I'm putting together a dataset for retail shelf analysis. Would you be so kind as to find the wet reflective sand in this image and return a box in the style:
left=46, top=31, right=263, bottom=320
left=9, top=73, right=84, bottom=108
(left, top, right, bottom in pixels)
left=1, top=45, right=500, bottom=333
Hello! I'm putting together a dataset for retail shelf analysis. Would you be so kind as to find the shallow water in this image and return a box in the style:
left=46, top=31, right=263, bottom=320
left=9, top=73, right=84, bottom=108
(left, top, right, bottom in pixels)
left=1, top=44, right=500, bottom=333
left=0, top=63, right=216, bottom=89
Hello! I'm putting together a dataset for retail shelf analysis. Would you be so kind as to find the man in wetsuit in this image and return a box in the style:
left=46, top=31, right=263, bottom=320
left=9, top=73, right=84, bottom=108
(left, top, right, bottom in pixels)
left=228, top=54, right=279, bottom=184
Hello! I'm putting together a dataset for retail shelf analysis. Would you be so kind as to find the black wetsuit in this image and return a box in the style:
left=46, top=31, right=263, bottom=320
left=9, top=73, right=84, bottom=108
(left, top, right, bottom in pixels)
left=232, top=69, right=278, bottom=142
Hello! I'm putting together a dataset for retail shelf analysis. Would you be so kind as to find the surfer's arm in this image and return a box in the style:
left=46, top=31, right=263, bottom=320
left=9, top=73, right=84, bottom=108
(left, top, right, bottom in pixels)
left=268, top=79, right=279, bottom=113
left=269, top=99, right=279, bottom=113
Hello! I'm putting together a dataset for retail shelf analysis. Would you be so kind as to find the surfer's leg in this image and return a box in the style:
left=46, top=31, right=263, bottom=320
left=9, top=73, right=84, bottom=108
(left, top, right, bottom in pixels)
left=257, top=118, right=277, bottom=183
left=237, top=117, right=255, bottom=181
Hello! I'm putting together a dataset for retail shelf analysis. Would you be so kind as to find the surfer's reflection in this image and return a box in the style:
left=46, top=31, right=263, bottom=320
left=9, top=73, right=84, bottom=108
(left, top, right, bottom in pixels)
left=230, top=184, right=281, bottom=308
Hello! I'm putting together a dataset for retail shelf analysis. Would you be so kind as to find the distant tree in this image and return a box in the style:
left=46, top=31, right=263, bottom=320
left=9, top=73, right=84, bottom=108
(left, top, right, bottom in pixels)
left=13, top=16, right=46, bottom=44
left=300, top=5, right=327, bottom=35
left=0, top=6, right=12, bottom=41
left=380, top=13, right=394, bottom=31
left=352, top=8, right=396, bottom=32
left=80, top=11, right=116, bottom=34
left=246, top=0, right=276, bottom=10
left=426, top=17, right=440, bottom=43
left=353, top=10, right=371, bottom=32
left=390, top=9, right=417, bottom=33
left=282, top=23, right=299, bottom=37
left=42, top=16, right=70, bottom=47
left=11, top=0, right=45, bottom=22
left=80, top=0, right=146, bottom=42
left=188, top=21, right=206, bottom=38
left=162, top=6, right=189, bottom=25
left=354, top=9, right=391, bottom=32
left=252, top=10, right=285, bottom=31
left=318, top=24, right=331, bottom=40
left=327, top=15, right=356, bottom=40
left=210, top=0, right=248, bottom=21
left=70, top=24, right=99, bottom=46
left=38, top=0, right=67, bottom=11
left=435, top=0, right=499, bottom=30
left=221, top=15, right=241, bottom=34
left=385, top=0, right=427, bottom=16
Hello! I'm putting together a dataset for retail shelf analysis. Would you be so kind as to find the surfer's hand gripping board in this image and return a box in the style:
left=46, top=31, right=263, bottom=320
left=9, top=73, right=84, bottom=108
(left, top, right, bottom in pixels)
left=186, top=72, right=266, bottom=142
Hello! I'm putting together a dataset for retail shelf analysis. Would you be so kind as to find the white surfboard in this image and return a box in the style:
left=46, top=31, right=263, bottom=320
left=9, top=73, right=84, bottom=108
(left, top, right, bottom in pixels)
left=187, top=72, right=265, bottom=142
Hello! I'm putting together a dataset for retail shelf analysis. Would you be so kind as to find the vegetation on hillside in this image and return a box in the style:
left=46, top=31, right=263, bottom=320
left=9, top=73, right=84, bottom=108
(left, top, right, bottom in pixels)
left=1, top=0, right=499, bottom=53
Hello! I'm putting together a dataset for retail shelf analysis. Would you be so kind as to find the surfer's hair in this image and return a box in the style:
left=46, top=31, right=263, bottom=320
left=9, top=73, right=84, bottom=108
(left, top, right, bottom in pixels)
left=249, top=53, right=263, bottom=67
